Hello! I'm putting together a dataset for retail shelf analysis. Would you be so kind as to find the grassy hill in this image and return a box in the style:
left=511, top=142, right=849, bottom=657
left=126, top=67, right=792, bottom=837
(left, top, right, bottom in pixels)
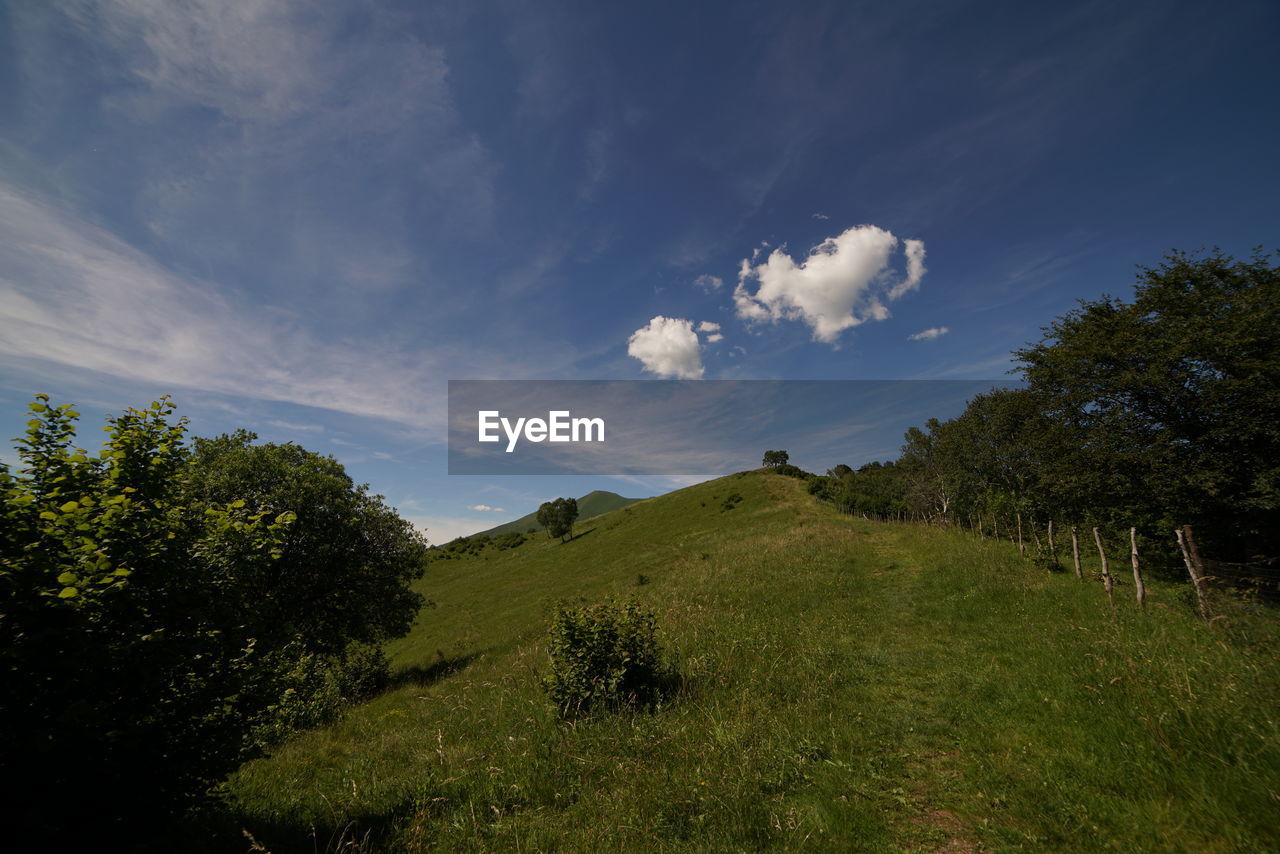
left=474, top=490, right=642, bottom=538
left=220, top=470, right=1280, bottom=852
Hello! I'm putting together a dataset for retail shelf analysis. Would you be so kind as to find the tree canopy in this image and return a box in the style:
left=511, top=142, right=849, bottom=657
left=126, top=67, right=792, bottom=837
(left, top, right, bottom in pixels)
left=537, top=497, right=579, bottom=542
left=762, top=450, right=790, bottom=467
left=0, top=397, right=429, bottom=841
left=808, top=248, right=1279, bottom=564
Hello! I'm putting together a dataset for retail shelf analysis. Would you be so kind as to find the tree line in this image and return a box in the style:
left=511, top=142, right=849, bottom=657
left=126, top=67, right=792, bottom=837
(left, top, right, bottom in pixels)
left=809, top=249, right=1279, bottom=575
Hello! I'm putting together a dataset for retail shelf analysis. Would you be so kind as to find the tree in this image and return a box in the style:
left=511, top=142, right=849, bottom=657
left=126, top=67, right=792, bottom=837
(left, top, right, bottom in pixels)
left=1015, top=248, right=1280, bottom=559
left=184, top=430, right=428, bottom=654
left=762, top=449, right=790, bottom=467
left=0, top=397, right=428, bottom=842
left=537, top=497, right=580, bottom=542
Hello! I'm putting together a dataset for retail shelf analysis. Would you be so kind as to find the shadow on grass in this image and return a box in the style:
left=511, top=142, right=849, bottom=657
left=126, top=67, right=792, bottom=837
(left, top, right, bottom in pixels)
left=388, top=650, right=482, bottom=691
left=562, top=527, right=596, bottom=543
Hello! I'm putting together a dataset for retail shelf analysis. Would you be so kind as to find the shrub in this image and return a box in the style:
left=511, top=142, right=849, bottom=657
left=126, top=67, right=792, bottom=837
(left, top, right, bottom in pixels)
left=543, top=600, right=671, bottom=717
left=0, top=397, right=424, bottom=841
left=1030, top=540, right=1063, bottom=573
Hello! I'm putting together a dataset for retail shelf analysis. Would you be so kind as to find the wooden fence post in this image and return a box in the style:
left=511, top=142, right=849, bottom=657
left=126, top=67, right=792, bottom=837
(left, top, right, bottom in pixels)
left=1071, top=526, right=1082, bottom=580
left=1048, top=519, right=1056, bottom=561
left=1092, top=527, right=1113, bottom=605
left=1129, top=527, right=1146, bottom=607
left=1176, top=525, right=1213, bottom=620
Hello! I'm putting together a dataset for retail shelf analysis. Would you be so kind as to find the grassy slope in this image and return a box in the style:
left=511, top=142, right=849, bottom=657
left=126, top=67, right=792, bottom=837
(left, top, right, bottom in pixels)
left=475, top=490, right=643, bottom=538
left=225, top=471, right=1280, bottom=853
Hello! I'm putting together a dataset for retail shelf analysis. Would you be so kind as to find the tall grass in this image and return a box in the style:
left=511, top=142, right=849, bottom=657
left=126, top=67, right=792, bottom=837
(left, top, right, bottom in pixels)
left=209, top=472, right=1279, bottom=852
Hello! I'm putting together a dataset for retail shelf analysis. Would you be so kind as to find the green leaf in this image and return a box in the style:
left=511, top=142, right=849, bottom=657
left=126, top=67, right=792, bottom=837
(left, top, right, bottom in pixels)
left=57, top=571, right=78, bottom=584
left=60, top=500, right=80, bottom=512
left=231, top=499, right=246, bottom=509
left=57, top=586, right=79, bottom=599
left=39, top=511, right=58, bottom=521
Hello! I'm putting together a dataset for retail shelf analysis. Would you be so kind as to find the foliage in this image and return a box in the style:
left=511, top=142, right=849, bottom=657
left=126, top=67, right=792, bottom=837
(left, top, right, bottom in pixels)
left=543, top=600, right=671, bottom=717
left=536, top=497, right=579, bottom=542
left=762, top=449, right=790, bottom=467
left=184, top=430, right=428, bottom=653
left=0, top=397, right=425, bottom=839
left=769, top=462, right=810, bottom=480
left=1014, top=247, right=1279, bottom=558
left=810, top=460, right=912, bottom=518
left=808, top=248, right=1280, bottom=565
left=428, top=531, right=526, bottom=562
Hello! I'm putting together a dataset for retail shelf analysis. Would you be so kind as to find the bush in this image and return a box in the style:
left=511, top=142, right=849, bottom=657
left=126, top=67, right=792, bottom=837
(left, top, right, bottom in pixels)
left=1030, top=540, right=1063, bottom=573
left=244, top=641, right=390, bottom=751
left=543, top=601, right=671, bottom=717
left=0, top=397, right=424, bottom=841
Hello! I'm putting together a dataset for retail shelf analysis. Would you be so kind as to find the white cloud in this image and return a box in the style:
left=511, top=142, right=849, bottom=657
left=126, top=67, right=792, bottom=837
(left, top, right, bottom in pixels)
left=693, top=274, right=723, bottom=292
left=733, top=225, right=927, bottom=344
left=696, top=321, right=724, bottom=345
left=468, top=504, right=505, bottom=512
left=399, top=514, right=484, bottom=545
left=627, top=316, right=704, bottom=379
left=891, top=239, right=928, bottom=300
left=908, top=326, right=950, bottom=340
left=812, top=212, right=829, bottom=220
left=266, top=419, right=323, bottom=432
left=42, top=0, right=498, bottom=249
left=0, top=181, right=537, bottom=433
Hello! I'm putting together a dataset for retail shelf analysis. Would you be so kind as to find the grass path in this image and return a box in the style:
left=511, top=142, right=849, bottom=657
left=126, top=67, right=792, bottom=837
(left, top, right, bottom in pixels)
left=218, top=472, right=1280, bottom=852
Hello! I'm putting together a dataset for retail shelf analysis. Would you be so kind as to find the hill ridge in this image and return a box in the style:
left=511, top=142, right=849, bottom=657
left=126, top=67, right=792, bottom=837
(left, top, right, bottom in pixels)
left=474, top=488, right=642, bottom=538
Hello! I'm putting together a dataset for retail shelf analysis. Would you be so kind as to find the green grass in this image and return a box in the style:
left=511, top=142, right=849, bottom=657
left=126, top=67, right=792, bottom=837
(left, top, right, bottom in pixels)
left=215, top=471, right=1280, bottom=852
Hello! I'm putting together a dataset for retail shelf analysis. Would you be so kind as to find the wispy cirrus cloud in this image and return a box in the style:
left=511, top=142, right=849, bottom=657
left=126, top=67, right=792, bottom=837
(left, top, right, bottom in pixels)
left=0, top=181, right=543, bottom=433
left=693, top=274, right=723, bottom=292
left=908, top=326, right=949, bottom=341
left=24, top=0, right=498, bottom=290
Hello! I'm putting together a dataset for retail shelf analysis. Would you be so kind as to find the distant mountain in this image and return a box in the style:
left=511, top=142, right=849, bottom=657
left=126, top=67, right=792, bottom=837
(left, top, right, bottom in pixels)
left=476, top=490, right=642, bottom=537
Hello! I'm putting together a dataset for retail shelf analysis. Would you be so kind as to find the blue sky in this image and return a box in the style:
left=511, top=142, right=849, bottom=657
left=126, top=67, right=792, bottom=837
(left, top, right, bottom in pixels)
left=2, top=0, right=1277, bottom=542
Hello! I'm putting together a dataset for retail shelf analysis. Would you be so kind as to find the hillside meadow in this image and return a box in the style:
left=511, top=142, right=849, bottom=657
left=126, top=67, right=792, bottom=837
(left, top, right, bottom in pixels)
left=211, top=471, right=1279, bottom=852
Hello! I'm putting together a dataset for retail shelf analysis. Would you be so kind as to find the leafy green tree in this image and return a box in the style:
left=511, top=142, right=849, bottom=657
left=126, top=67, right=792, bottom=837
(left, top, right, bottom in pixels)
left=184, top=430, right=428, bottom=654
left=537, top=497, right=579, bottom=542
left=1015, top=248, right=1280, bottom=558
left=762, top=449, right=790, bottom=467
left=0, top=397, right=428, bottom=841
